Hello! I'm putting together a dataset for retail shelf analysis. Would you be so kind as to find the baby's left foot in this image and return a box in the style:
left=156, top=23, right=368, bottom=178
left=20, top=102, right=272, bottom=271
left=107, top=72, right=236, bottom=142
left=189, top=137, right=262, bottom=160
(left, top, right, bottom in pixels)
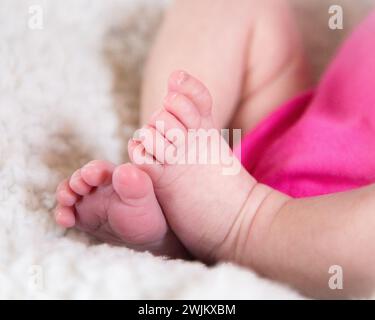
left=55, top=161, right=186, bottom=257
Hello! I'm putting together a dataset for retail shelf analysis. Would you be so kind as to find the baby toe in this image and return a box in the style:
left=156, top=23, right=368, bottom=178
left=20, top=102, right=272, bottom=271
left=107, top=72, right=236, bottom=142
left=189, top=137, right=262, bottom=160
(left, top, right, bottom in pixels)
left=56, top=179, right=80, bottom=206
left=139, top=125, right=174, bottom=164
left=81, top=160, right=115, bottom=187
left=163, top=91, right=201, bottom=129
left=69, top=169, right=92, bottom=196
left=168, top=70, right=213, bottom=117
left=55, top=205, right=76, bottom=228
left=111, top=164, right=168, bottom=244
left=113, top=163, right=153, bottom=202
left=150, top=108, right=187, bottom=139
left=128, top=139, right=164, bottom=183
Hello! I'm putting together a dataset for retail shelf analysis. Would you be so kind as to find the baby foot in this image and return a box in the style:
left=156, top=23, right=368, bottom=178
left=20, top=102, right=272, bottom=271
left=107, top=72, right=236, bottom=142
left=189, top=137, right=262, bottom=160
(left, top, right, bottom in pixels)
left=128, top=71, right=285, bottom=262
left=55, top=160, right=187, bottom=257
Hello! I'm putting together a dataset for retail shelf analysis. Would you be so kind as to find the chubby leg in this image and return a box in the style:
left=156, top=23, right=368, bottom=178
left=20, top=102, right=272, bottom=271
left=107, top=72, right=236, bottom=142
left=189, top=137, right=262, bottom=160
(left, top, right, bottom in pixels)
left=241, top=10, right=375, bottom=298
left=245, top=184, right=375, bottom=299
left=141, top=0, right=309, bottom=134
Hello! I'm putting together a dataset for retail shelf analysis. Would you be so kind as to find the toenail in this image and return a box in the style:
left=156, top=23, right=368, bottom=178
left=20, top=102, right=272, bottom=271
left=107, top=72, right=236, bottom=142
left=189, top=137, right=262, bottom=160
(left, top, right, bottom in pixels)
left=176, top=71, right=188, bottom=85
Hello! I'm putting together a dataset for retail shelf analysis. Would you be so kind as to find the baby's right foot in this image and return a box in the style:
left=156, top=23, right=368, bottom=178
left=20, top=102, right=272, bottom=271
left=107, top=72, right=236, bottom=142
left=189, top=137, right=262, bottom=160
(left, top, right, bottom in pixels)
left=128, top=71, right=255, bottom=261
left=128, top=71, right=289, bottom=263
left=55, top=160, right=187, bottom=258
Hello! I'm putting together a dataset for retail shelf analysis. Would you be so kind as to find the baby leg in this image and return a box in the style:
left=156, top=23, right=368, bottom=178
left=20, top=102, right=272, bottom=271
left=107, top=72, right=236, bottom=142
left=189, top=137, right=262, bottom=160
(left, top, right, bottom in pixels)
left=141, top=0, right=309, bottom=133
left=247, top=184, right=375, bottom=298
left=133, top=71, right=375, bottom=298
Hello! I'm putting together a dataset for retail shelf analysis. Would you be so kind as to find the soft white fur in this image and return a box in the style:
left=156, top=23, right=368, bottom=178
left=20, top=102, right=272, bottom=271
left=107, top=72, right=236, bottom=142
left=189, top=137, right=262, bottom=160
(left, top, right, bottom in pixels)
left=0, top=0, right=373, bottom=299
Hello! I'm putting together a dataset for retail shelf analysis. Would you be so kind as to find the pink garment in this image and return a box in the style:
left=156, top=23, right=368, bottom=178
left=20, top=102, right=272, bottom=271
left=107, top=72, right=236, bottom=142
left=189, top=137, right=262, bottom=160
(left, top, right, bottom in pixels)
left=236, top=10, right=375, bottom=198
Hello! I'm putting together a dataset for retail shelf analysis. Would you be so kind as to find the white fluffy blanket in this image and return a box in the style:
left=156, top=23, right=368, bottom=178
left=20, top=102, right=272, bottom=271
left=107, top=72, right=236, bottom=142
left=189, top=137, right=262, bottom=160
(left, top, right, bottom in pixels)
left=1, top=0, right=373, bottom=299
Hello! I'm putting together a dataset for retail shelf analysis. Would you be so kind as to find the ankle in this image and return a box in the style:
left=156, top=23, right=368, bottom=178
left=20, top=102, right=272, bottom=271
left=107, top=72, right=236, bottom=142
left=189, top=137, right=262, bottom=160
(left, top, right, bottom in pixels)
left=243, top=187, right=290, bottom=270
left=212, top=182, right=290, bottom=268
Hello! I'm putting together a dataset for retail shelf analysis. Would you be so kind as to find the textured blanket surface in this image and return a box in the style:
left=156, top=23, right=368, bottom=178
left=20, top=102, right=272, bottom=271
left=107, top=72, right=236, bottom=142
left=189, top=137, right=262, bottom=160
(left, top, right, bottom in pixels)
left=0, top=0, right=373, bottom=299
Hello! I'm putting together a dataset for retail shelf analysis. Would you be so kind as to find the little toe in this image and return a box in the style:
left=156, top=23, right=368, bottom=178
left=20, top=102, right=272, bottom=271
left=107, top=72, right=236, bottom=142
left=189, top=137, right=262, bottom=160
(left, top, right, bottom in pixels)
left=81, top=160, right=115, bottom=187
left=149, top=108, right=187, bottom=144
left=55, top=205, right=76, bottom=228
left=128, top=139, right=164, bottom=182
left=69, top=169, right=92, bottom=196
left=168, top=70, right=213, bottom=117
left=138, top=125, right=174, bottom=164
left=56, top=179, right=80, bottom=207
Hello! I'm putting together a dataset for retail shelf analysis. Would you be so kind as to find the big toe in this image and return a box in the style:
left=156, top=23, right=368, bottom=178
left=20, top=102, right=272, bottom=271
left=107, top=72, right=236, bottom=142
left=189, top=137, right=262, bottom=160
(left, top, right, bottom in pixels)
left=110, top=164, right=167, bottom=244
left=112, top=163, right=153, bottom=203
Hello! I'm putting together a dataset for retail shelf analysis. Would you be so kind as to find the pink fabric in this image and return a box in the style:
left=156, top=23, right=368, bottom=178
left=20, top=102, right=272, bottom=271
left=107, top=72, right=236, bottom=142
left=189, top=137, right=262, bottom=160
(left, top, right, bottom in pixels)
left=236, top=10, right=375, bottom=198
